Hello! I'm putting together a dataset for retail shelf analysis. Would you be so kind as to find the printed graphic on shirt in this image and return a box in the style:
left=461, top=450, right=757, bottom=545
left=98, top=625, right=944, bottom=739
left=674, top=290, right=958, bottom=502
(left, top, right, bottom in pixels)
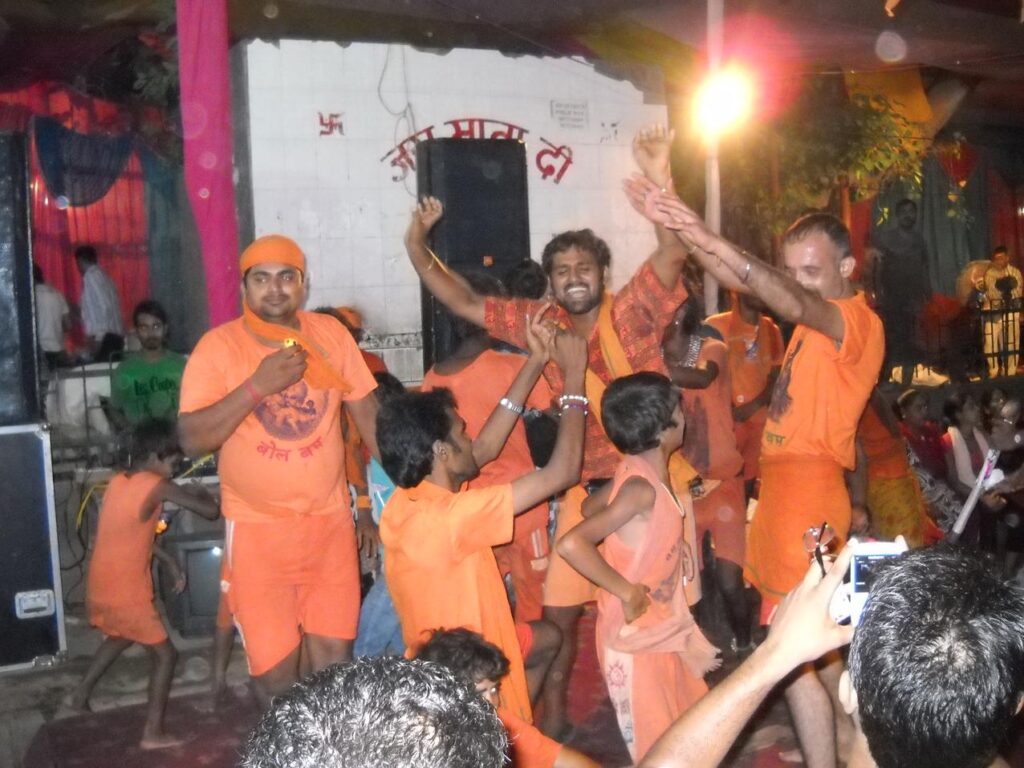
left=254, top=380, right=327, bottom=440
left=768, top=338, right=802, bottom=422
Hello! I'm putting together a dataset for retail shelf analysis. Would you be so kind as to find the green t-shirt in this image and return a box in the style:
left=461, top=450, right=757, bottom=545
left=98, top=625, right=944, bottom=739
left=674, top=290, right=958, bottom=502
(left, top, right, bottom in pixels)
left=110, top=352, right=187, bottom=425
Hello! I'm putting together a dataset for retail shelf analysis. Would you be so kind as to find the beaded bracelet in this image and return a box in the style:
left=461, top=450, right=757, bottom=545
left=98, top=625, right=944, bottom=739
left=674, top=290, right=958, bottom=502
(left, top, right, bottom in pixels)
left=560, top=400, right=589, bottom=414
left=558, top=394, right=589, bottom=408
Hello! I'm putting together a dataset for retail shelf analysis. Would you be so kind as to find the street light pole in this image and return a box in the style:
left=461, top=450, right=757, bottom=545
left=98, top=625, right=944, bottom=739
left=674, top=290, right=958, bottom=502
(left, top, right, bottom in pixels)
left=703, top=0, right=724, bottom=316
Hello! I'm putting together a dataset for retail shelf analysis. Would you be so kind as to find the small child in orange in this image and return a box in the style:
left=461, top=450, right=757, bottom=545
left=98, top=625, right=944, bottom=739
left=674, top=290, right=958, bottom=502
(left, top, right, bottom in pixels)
left=558, top=373, right=719, bottom=761
left=65, top=420, right=219, bottom=749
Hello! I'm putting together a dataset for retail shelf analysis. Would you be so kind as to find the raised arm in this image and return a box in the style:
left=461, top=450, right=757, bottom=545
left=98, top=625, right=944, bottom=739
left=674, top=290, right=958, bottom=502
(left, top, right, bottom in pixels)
left=653, top=192, right=848, bottom=342
left=178, top=346, right=307, bottom=456
left=638, top=547, right=855, bottom=768
left=628, top=126, right=690, bottom=291
left=404, top=197, right=487, bottom=327
left=508, top=332, right=588, bottom=514
left=557, top=477, right=656, bottom=623
left=154, top=480, right=221, bottom=521
left=473, top=306, right=552, bottom=467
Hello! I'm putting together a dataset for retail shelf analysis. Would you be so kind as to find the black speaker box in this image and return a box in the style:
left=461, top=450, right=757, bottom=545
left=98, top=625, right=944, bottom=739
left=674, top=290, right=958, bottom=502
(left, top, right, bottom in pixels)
left=0, top=132, right=38, bottom=425
left=416, top=139, right=530, bottom=369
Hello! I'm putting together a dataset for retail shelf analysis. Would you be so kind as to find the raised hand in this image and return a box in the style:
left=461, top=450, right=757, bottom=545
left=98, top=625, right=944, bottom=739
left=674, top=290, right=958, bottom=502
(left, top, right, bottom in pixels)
left=654, top=193, right=719, bottom=253
left=551, top=329, right=588, bottom=378
left=250, top=346, right=307, bottom=398
left=524, top=302, right=555, bottom=363
left=632, top=125, right=674, bottom=185
left=404, top=196, right=444, bottom=248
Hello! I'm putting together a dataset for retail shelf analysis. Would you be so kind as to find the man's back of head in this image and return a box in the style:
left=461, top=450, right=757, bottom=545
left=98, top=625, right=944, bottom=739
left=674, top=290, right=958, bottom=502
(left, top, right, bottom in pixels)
left=241, top=656, right=507, bottom=768
left=849, top=543, right=1024, bottom=768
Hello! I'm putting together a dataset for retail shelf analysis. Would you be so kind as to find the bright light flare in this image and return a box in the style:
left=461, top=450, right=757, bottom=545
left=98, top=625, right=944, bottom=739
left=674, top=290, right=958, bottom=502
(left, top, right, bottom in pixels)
left=694, top=66, right=754, bottom=139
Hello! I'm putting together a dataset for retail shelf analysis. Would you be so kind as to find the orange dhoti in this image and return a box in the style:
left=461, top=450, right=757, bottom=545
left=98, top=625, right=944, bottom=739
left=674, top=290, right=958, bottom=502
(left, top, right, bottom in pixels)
left=735, top=412, right=768, bottom=482
left=544, top=485, right=597, bottom=608
left=744, top=455, right=850, bottom=620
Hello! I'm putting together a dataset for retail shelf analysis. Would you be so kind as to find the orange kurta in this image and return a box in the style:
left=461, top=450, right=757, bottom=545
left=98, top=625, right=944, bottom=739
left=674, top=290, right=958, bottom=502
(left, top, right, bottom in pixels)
left=381, top=481, right=531, bottom=721
left=422, top=350, right=553, bottom=621
left=87, top=471, right=167, bottom=645
left=705, top=309, right=785, bottom=480
left=498, top=707, right=563, bottom=768
left=596, top=455, right=718, bottom=761
left=745, top=293, right=884, bottom=611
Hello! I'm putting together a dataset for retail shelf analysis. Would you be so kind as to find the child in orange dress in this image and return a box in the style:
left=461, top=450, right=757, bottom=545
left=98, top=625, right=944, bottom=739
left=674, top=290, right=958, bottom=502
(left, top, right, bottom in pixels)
left=557, top=373, right=719, bottom=760
left=65, top=420, right=219, bottom=749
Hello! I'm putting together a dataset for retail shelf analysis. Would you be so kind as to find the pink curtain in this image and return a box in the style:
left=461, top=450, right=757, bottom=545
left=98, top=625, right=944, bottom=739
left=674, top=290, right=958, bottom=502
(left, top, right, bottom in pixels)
left=176, top=0, right=239, bottom=326
left=988, top=169, right=1024, bottom=267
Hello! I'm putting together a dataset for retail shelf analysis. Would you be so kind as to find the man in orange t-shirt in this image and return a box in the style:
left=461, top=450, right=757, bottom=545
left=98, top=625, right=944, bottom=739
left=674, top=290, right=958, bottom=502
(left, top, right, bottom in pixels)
left=421, top=274, right=554, bottom=624
left=404, top=126, right=692, bottom=736
left=705, top=293, right=784, bottom=494
left=635, top=194, right=884, bottom=768
left=178, top=235, right=379, bottom=705
left=379, top=326, right=587, bottom=722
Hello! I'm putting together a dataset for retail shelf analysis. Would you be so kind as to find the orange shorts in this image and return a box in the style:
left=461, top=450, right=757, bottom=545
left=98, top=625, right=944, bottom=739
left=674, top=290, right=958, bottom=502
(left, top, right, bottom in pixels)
left=88, top=599, right=167, bottom=646
left=734, top=413, right=767, bottom=482
left=693, top=475, right=746, bottom=569
left=225, top=512, right=360, bottom=677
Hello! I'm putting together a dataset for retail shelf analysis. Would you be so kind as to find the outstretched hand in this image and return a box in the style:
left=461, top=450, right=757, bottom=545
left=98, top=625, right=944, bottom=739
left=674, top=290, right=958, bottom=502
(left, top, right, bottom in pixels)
left=632, top=125, right=674, bottom=185
left=405, top=196, right=444, bottom=247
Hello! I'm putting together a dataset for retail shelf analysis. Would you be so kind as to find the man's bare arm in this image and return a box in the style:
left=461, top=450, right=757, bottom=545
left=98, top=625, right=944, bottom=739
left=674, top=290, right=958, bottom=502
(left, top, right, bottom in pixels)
left=347, top=392, right=380, bottom=462
left=654, top=192, right=848, bottom=341
left=178, top=347, right=307, bottom=456
left=639, top=547, right=855, bottom=768
left=404, top=197, right=487, bottom=327
left=508, top=333, right=587, bottom=514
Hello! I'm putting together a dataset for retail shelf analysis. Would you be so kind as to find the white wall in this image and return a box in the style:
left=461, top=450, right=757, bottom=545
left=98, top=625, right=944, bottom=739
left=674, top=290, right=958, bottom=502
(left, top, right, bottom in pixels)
left=244, top=40, right=667, bottom=381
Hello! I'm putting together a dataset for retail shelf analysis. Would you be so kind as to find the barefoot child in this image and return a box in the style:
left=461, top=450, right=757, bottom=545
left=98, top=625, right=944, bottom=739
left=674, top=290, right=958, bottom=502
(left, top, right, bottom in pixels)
left=66, top=420, right=219, bottom=748
left=557, top=373, right=719, bottom=760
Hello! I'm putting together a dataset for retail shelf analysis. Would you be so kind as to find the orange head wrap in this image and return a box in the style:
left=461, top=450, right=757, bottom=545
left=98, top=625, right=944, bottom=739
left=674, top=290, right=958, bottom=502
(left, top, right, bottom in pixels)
left=239, top=234, right=306, bottom=275
left=239, top=235, right=350, bottom=393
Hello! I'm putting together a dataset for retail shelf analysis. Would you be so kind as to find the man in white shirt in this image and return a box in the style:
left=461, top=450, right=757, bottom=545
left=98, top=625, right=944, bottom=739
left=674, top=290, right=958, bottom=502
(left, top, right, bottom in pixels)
left=982, top=245, right=1023, bottom=377
left=33, top=263, right=70, bottom=369
left=74, top=245, right=124, bottom=362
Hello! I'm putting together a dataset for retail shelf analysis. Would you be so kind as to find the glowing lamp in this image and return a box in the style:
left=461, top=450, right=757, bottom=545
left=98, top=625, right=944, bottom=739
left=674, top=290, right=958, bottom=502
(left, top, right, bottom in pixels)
left=694, top=67, right=754, bottom=139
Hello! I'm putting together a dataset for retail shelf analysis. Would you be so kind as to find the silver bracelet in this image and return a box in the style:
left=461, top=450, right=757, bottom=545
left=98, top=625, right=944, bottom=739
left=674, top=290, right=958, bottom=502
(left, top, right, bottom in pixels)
left=741, top=261, right=752, bottom=283
left=682, top=336, right=702, bottom=368
left=499, top=397, right=524, bottom=416
left=558, top=394, right=589, bottom=407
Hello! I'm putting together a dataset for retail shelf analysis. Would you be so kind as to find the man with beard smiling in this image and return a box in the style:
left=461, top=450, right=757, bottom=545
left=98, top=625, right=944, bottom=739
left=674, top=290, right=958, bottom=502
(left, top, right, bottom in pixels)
left=109, top=300, right=187, bottom=429
left=635, top=186, right=883, bottom=768
left=177, top=235, right=380, bottom=705
left=403, top=126, right=692, bottom=737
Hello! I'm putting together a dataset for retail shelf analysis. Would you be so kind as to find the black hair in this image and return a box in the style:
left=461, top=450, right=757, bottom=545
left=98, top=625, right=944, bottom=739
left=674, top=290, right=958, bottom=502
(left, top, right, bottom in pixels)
left=782, top=212, right=852, bottom=261
left=895, top=388, right=925, bottom=421
left=32, top=263, right=44, bottom=283
left=415, top=628, right=510, bottom=685
left=942, top=389, right=976, bottom=428
left=895, top=198, right=917, bottom=214
left=74, top=245, right=98, bottom=264
left=127, top=419, right=179, bottom=468
left=240, top=656, right=507, bottom=768
left=503, top=259, right=548, bottom=300
left=132, top=299, right=168, bottom=327
left=849, top=544, right=1024, bottom=768
left=540, top=229, right=612, bottom=276
left=601, top=372, right=679, bottom=455
left=373, top=371, right=406, bottom=405
left=993, top=245, right=1009, bottom=256
left=377, top=389, right=458, bottom=488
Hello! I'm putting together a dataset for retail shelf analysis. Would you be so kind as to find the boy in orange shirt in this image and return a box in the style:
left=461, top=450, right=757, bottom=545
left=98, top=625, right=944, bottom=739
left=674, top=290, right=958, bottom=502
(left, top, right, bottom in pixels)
left=558, top=372, right=719, bottom=761
left=65, top=420, right=219, bottom=748
left=378, top=316, right=587, bottom=721
left=417, top=629, right=599, bottom=768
